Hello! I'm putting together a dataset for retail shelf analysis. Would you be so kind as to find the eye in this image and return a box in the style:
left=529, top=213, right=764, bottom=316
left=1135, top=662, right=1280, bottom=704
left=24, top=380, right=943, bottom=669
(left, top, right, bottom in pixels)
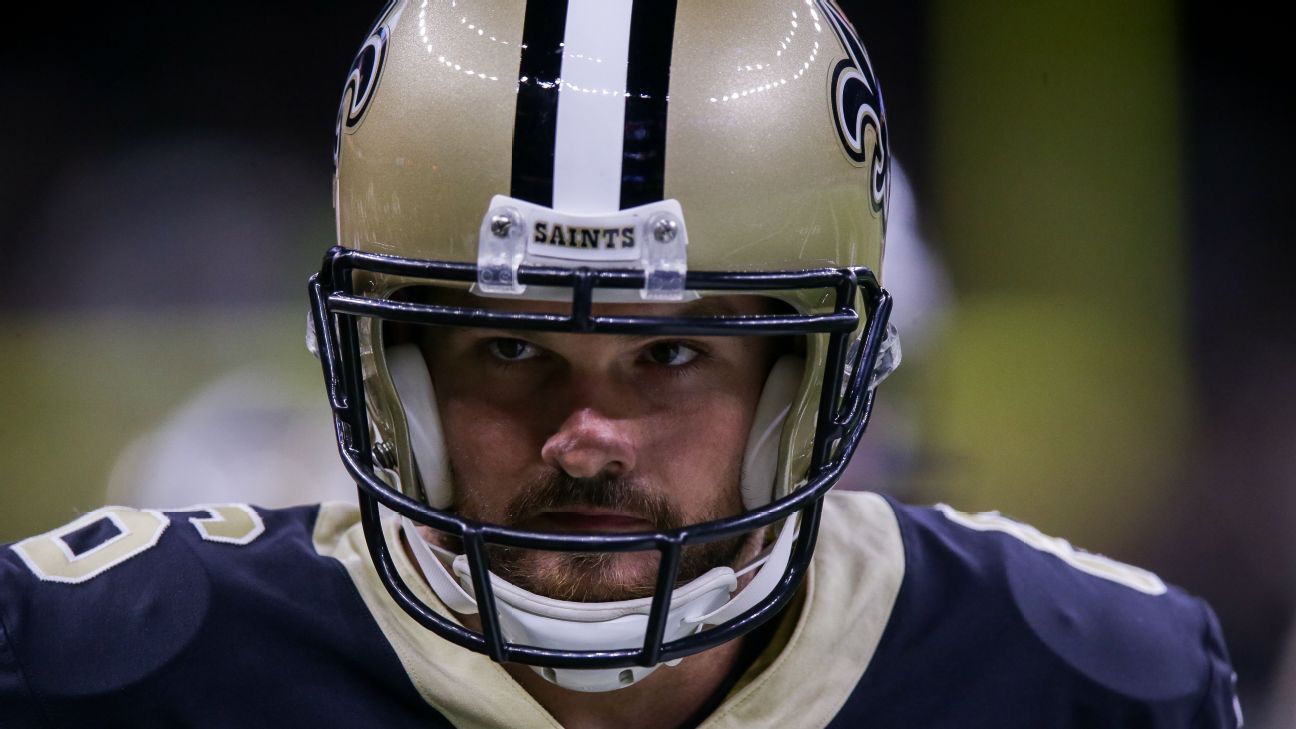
left=487, top=338, right=539, bottom=362
left=644, top=341, right=700, bottom=367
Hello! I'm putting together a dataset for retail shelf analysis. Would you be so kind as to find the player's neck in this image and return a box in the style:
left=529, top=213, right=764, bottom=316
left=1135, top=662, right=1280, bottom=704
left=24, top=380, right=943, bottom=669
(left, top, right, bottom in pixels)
left=502, top=637, right=746, bottom=729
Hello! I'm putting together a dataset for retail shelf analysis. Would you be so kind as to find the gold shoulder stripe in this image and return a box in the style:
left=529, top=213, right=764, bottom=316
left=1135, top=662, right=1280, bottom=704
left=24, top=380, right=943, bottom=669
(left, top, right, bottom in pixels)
left=700, top=491, right=904, bottom=729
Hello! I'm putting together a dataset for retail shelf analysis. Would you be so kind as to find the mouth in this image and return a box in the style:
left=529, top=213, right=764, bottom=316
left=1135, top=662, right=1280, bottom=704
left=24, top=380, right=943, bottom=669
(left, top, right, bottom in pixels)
left=531, top=508, right=656, bottom=533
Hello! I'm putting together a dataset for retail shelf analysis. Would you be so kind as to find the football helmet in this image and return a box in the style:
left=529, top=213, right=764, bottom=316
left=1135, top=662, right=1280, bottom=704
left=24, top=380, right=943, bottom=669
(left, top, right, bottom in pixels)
left=309, top=0, right=898, bottom=692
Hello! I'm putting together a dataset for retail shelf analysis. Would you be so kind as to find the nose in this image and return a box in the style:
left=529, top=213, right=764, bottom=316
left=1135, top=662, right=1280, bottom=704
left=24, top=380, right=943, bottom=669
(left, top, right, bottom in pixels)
left=541, top=407, right=637, bottom=479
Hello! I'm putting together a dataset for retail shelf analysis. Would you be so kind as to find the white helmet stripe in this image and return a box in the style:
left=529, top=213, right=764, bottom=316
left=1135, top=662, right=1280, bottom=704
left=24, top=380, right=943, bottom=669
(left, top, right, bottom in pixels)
left=552, top=0, right=636, bottom=214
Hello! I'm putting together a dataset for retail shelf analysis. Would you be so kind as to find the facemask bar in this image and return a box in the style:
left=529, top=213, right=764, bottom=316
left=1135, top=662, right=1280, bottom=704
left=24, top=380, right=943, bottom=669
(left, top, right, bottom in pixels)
left=308, top=246, right=893, bottom=670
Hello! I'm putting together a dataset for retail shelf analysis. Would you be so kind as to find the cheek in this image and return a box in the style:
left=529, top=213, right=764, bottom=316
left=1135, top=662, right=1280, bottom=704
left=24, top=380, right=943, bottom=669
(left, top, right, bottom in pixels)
left=438, top=397, right=536, bottom=514
left=645, top=390, right=757, bottom=513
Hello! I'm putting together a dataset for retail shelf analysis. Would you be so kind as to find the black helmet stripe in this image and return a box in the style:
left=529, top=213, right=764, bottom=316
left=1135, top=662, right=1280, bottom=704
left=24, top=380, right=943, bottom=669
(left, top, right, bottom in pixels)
left=511, top=0, right=570, bottom=208
left=619, top=0, right=679, bottom=210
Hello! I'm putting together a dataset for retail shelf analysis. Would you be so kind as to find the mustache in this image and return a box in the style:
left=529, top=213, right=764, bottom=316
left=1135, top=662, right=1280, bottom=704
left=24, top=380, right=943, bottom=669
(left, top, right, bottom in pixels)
left=503, top=471, right=683, bottom=531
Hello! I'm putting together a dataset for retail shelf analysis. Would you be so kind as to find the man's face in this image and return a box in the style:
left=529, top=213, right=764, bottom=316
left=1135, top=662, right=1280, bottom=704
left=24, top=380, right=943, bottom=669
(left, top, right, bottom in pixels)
left=417, top=293, right=780, bottom=602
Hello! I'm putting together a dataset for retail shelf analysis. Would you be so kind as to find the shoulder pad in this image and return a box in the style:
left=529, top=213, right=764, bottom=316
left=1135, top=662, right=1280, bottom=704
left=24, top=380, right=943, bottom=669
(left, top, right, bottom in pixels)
left=893, top=501, right=1224, bottom=703
left=0, top=504, right=322, bottom=697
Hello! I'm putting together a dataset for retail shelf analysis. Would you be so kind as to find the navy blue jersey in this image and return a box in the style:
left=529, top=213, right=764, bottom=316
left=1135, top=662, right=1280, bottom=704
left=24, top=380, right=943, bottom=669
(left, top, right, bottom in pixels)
left=825, top=497, right=1241, bottom=728
left=0, top=495, right=1240, bottom=728
left=0, top=504, right=450, bottom=728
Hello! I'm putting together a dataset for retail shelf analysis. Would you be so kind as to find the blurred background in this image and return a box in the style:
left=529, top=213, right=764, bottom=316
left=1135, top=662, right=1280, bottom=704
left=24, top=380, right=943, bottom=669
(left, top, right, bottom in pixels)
left=1, top=1, right=1290, bottom=724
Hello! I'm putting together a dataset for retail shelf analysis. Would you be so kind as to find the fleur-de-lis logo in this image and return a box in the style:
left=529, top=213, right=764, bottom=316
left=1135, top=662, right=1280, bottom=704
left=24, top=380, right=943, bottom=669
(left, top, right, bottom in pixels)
left=334, top=1, right=397, bottom=165
left=819, top=0, right=889, bottom=219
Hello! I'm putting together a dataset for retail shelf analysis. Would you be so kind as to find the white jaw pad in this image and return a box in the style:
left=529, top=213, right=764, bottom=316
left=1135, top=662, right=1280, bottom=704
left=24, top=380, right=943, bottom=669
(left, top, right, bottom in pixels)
left=687, top=513, right=799, bottom=628
left=459, top=561, right=735, bottom=692
left=401, top=514, right=736, bottom=692
left=741, top=355, right=805, bottom=509
left=401, top=514, right=799, bottom=692
left=386, top=344, right=454, bottom=508
left=401, top=516, right=478, bottom=615
left=451, top=558, right=737, bottom=627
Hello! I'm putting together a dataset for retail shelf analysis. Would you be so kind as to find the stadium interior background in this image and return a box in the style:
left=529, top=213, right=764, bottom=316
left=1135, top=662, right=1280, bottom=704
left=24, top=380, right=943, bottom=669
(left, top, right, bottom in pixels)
left=2, top=2, right=1290, bottom=724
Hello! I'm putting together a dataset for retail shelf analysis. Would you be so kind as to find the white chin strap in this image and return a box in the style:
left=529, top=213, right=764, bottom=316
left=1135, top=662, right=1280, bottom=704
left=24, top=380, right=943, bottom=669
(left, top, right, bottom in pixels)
left=386, top=344, right=804, bottom=692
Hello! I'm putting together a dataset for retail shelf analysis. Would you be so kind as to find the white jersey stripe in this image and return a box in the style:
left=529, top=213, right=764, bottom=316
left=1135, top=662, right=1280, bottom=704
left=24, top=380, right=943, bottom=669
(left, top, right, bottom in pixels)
left=551, top=0, right=635, bottom=214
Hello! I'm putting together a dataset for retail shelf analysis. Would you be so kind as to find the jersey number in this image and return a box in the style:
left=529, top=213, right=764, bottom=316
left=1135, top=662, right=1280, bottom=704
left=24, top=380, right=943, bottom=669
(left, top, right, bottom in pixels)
left=937, top=505, right=1166, bottom=595
left=10, top=504, right=265, bottom=584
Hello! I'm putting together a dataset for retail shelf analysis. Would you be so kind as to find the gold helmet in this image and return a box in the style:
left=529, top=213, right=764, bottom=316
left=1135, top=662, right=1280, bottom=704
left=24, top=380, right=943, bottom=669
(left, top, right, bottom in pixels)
left=310, top=0, right=897, bottom=692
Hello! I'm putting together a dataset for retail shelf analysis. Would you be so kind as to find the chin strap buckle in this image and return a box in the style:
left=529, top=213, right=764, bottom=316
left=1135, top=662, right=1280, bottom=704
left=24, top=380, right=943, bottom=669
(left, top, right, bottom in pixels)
left=869, top=322, right=902, bottom=390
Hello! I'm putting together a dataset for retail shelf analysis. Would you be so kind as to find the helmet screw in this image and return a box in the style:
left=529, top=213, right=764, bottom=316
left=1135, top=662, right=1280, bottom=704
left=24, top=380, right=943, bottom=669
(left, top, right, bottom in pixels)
left=372, top=442, right=397, bottom=469
left=490, top=210, right=519, bottom=238
left=651, top=216, right=678, bottom=244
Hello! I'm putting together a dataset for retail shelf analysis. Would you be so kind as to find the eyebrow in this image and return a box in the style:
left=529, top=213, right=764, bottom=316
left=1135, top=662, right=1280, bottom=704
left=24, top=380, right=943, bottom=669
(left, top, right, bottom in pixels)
left=423, top=292, right=771, bottom=345
left=592, top=299, right=757, bottom=343
left=421, top=287, right=766, bottom=317
left=671, top=298, right=750, bottom=317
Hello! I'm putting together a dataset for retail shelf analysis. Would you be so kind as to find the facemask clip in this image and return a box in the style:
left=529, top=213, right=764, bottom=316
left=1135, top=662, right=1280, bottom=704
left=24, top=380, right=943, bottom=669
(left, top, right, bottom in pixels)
left=477, top=205, right=527, bottom=295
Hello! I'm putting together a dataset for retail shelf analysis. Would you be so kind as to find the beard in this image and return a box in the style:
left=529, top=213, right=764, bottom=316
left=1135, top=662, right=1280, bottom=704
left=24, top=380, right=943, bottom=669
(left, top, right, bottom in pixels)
left=454, top=470, right=748, bottom=603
